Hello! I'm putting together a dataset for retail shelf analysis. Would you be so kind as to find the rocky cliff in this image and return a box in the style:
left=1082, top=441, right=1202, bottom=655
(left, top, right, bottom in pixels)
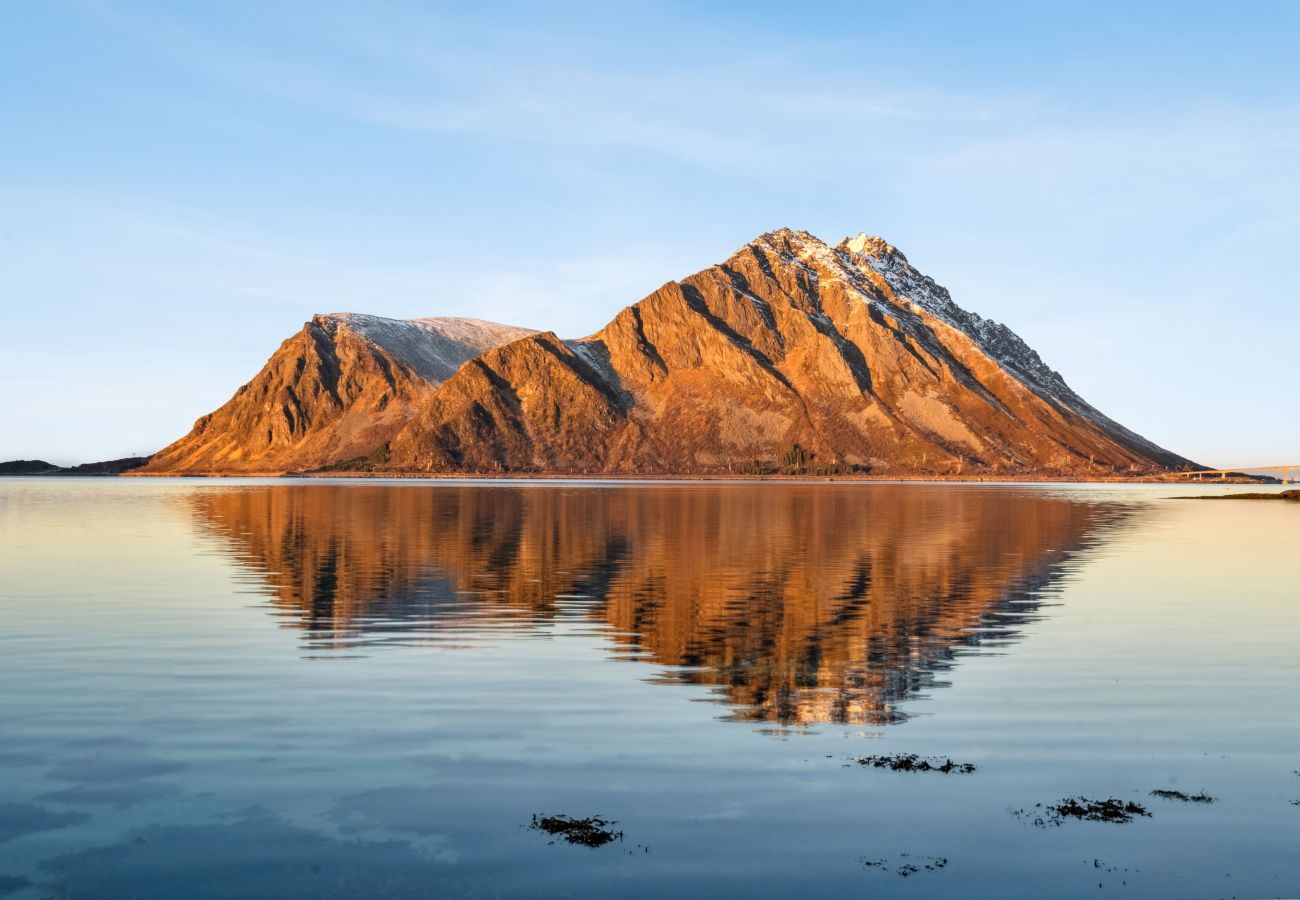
left=143, top=230, right=1190, bottom=476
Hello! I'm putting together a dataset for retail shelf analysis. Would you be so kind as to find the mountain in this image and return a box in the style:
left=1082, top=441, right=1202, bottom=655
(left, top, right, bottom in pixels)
left=141, top=230, right=1191, bottom=476
left=382, top=229, right=1189, bottom=475
left=140, top=315, right=536, bottom=474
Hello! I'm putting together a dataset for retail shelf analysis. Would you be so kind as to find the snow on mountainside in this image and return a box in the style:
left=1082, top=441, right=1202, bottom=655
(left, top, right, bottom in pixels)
left=831, top=233, right=1174, bottom=460
left=762, top=230, right=1174, bottom=462
left=837, top=232, right=1084, bottom=406
left=318, top=314, right=537, bottom=384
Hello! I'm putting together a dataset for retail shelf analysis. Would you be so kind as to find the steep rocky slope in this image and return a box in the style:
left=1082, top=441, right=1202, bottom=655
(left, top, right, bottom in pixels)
left=383, top=230, right=1189, bottom=475
left=140, top=315, right=535, bottom=474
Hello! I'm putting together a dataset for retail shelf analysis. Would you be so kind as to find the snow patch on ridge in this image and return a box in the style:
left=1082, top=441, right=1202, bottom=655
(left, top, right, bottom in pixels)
left=832, top=234, right=1175, bottom=459
left=316, top=313, right=537, bottom=384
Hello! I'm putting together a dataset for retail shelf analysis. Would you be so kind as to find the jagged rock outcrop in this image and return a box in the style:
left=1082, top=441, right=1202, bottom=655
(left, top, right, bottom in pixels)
left=140, top=315, right=536, bottom=474
left=142, top=230, right=1191, bottom=476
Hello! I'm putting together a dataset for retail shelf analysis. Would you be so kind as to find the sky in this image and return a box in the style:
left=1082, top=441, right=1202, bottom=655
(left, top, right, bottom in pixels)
left=2, top=1, right=1297, bottom=466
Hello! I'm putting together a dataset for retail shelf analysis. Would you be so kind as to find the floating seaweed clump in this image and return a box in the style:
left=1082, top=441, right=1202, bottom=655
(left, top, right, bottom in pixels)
left=861, top=853, right=948, bottom=877
left=1149, top=789, right=1216, bottom=804
left=1014, top=798, right=1151, bottom=827
left=528, top=814, right=624, bottom=848
left=850, top=754, right=976, bottom=774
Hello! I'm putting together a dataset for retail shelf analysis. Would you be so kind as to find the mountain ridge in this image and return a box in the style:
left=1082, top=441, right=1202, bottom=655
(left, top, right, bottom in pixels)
left=138, top=229, right=1194, bottom=477
left=140, top=314, right=536, bottom=473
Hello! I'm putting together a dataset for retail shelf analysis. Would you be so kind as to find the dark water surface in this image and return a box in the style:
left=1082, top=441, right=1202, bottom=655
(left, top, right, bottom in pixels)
left=1, top=479, right=1296, bottom=898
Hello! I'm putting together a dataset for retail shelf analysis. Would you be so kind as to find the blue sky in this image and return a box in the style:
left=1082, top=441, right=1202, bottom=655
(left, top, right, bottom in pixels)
left=3, top=1, right=1297, bottom=466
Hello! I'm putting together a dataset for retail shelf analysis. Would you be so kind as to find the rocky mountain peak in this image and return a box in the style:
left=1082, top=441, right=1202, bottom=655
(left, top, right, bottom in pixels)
left=840, top=232, right=896, bottom=258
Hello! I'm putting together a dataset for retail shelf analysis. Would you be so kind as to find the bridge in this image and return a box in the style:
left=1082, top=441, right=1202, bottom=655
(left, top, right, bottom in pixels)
left=1169, top=465, right=1297, bottom=483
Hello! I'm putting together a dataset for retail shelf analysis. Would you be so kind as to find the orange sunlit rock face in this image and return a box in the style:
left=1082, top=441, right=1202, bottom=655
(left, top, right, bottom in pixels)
left=190, top=485, right=1129, bottom=724
left=144, top=231, right=1191, bottom=477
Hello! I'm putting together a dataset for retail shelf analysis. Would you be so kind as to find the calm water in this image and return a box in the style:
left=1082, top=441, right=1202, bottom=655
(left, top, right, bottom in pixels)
left=1, top=479, right=1297, bottom=899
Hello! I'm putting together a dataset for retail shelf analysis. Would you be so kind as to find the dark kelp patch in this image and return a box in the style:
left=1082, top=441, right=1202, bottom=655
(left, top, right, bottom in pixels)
left=849, top=754, right=975, bottom=774
left=861, top=853, right=949, bottom=877
left=1014, top=798, right=1151, bottom=827
left=1149, top=789, right=1215, bottom=804
left=528, top=814, right=623, bottom=848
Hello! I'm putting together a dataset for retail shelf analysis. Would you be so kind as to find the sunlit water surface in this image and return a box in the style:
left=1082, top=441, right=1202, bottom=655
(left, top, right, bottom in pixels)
left=1, top=479, right=1296, bottom=899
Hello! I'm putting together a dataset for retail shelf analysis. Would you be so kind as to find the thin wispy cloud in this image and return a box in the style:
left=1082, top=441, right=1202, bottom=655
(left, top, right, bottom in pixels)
left=72, top=0, right=1049, bottom=172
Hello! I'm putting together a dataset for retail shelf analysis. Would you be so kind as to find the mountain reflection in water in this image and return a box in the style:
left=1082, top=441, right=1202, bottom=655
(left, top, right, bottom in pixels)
left=189, top=485, right=1129, bottom=725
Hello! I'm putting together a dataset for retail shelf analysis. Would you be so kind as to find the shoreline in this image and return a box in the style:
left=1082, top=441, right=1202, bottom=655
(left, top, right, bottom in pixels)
left=116, top=470, right=1274, bottom=485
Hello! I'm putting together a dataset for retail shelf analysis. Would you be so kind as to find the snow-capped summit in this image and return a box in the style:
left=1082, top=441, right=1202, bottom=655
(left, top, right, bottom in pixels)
left=314, top=313, right=536, bottom=383
left=842, top=232, right=900, bottom=260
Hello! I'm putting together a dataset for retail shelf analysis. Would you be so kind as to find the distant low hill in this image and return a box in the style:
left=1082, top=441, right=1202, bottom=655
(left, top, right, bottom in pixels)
left=0, top=457, right=151, bottom=476
left=138, top=228, right=1195, bottom=477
